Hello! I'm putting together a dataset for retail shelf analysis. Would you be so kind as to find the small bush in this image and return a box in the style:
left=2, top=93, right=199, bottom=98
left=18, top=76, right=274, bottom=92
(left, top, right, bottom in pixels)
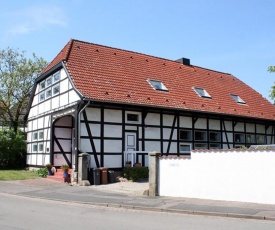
left=0, top=129, right=26, bottom=169
left=36, top=168, right=48, bottom=178
left=123, top=167, right=149, bottom=182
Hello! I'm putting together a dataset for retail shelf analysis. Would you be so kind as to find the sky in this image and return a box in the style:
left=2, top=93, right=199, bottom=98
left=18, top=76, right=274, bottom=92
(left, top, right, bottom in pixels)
left=0, top=0, right=275, bottom=102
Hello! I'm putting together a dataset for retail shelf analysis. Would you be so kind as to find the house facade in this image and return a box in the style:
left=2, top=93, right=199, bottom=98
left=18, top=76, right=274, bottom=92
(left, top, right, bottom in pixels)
left=25, top=39, right=275, bottom=171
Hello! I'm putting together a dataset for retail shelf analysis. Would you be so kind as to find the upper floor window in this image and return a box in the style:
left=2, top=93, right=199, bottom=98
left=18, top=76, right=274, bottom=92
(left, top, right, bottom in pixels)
left=53, top=72, right=60, bottom=82
left=148, top=79, right=168, bottom=91
left=193, top=87, right=211, bottom=98
left=231, top=94, right=246, bottom=104
left=39, top=81, right=45, bottom=91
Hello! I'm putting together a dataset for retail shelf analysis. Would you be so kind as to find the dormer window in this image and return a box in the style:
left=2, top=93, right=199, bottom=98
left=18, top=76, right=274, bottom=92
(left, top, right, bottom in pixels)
left=148, top=79, right=168, bottom=91
left=231, top=94, right=246, bottom=104
left=193, top=87, right=211, bottom=98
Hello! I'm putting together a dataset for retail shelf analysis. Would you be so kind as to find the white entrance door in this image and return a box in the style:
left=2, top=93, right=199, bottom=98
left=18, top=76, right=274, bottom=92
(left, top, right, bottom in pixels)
left=125, top=132, right=137, bottom=164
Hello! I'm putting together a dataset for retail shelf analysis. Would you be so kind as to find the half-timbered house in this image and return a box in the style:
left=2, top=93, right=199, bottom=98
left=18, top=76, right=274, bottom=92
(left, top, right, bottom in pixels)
left=25, top=39, right=275, bottom=171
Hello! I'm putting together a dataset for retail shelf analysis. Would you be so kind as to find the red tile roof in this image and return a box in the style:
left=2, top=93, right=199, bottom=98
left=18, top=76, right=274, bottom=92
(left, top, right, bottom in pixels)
left=42, top=39, right=275, bottom=121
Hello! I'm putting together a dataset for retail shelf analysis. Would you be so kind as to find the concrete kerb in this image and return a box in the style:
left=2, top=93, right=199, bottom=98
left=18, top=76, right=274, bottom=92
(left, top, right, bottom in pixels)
left=2, top=190, right=275, bottom=221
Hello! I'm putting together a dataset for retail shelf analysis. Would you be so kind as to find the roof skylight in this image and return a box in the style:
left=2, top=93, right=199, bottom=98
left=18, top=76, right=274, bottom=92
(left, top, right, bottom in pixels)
left=148, top=79, right=168, bottom=91
left=230, top=94, right=246, bottom=104
left=193, top=87, right=211, bottom=98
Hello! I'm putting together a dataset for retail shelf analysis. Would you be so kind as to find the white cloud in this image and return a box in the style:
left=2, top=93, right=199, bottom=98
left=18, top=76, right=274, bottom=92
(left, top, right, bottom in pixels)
left=6, top=5, right=68, bottom=35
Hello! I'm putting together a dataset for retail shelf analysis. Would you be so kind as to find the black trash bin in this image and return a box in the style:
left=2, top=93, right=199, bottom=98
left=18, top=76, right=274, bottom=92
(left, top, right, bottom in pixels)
left=108, top=170, right=115, bottom=183
left=93, top=168, right=100, bottom=185
left=88, top=168, right=94, bottom=185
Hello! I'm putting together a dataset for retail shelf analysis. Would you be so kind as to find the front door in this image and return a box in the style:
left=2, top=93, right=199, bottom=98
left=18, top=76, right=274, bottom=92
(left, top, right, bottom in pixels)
left=125, top=132, right=137, bottom=164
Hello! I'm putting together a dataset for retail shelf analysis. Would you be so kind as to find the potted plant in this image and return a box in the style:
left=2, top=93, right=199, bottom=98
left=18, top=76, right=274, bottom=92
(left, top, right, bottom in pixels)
left=125, top=161, right=132, bottom=167
left=61, top=164, right=70, bottom=178
left=134, top=162, right=141, bottom=167
left=45, top=163, right=53, bottom=175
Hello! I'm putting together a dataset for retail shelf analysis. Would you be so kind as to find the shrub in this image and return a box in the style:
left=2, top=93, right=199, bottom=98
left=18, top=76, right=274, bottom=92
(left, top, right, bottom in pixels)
left=0, top=129, right=26, bottom=169
left=36, top=168, right=48, bottom=178
left=123, top=167, right=149, bottom=182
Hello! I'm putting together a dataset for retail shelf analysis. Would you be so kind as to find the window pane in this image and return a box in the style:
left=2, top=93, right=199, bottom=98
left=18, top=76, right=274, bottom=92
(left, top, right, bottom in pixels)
left=46, top=77, right=52, bottom=86
left=209, top=132, right=221, bottom=142
left=195, top=131, right=207, bottom=141
left=127, top=113, right=139, bottom=122
left=39, top=81, right=45, bottom=91
left=53, top=72, right=60, bottom=82
left=53, top=84, right=60, bottom=95
left=39, top=92, right=45, bottom=102
left=180, top=130, right=192, bottom=140
left=194, top=143, right=207, bottom=149
left=234, top=133, right=245, bottom=143
left=33, top=132, right=38, bottom=140
left=246, top=134, right=255, bottom=143
left=46, top=88, right=52, bottom=98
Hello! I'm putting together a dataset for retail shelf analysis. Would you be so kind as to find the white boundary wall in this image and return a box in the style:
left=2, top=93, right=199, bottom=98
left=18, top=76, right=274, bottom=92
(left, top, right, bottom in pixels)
left=159, top=150, right=275, bottom=204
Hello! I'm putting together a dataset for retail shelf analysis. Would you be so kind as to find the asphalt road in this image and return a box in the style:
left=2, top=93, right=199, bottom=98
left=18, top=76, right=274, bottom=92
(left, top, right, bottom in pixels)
left=1, top=193, right=275, bottom=230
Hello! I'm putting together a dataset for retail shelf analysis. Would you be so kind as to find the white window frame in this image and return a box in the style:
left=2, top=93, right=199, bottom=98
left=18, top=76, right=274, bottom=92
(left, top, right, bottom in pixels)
left=193, top=87, right=211, bottom=98
left=32, top=144, right=38, bottom=152
left=39, top=81, right=45, bottom=91
left=39, top=92, right=45, bottom=102
left=53, top=72, right=60, bottom=82
left=38, top=143, right=44, bottom=152
left=230, top=94, right=246, bottom=104
left=33, top=132, right=38, bottom=141
left=52, top=84, right=60, bottom=96
left=179, top=143, right=192, bottom=155
left=125, top=111, right=141, bottom=124
left=147, top=79, right=168, bottom=91
left=38, top=130, right=44, bottom=140
left=46, top=76, right=52, bottom=87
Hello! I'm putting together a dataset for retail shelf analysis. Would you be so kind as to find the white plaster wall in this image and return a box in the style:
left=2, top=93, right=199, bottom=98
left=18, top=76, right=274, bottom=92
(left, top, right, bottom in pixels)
left=104, top=125, right=122, bottom=138
left=104, top=140, right=122, bottom=152
left=104, top=155, right=122, bottom=168
left=69, top=90, right=80, bottom=103
left=159, top=150, right=275, bottom=204
left=246, top=123, right=255, bottom=133
left=179, top=116, right=192, bottom=128
left=163, top=114, right=174, bottom=126
left=145, top=141, right=160, bottom=152
left=194, top=118, right=206, bottom=129
left=31, top=155, right=37, bottom=165
left=104, top=109, right=122, bottom=123
left=60, top=93, right=69, bottom=107
left=163, top=141, right=177, bottom=153
left=90, top=155, right=101, bottom=168
left=163, top=128, right=177, bottom=140
left=51, top=97, right=59, bottom=110
left=44, top=100, right=51, bottom=113
left=145, top=127, right=160, bottom=139
left=60, top=79, right=69, bottom=93
left=209, top=119, right=220, bottom=130
left=80, top=139, right=100, bottom=152
left=37, top=155, right=43, bottom=165
left=257, top=124, right=265, bottom=133
left=266, top=126, right=273, bottom=135
left=223, top=121, right=232, bottom=131
left=223, top=132, right=233, bottom=142
left=234, top=122, right=244, bottom=132
left=145, top=113, right=160, bottom=126
left=85, top=108, right=101, bottom=122
left=37, top=117, right=44, bottom=129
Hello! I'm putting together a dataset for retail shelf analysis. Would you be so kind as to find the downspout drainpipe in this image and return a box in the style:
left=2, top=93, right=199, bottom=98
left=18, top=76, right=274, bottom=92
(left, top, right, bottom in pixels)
left=76, top=100, right=90, bottom=173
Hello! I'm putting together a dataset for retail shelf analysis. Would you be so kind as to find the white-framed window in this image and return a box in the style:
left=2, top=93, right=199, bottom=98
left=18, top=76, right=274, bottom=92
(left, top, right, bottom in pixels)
left=38, top=131, right=44, bottom=140
left=147, top=79, right=168, bottom=91
left=194, top=143, right=207, bottom=149
left=38, top=143, right=43, bottom=152
left=209, top=131, right=221, bottom=142
left=45, top=88, right=52, bottom=98
left=246, top=134, right=255, bottom=143
left=179, top=129, right=192, bottom=141
left=256, top=135, right=265, bottom=144
left=193, top=87, right=211, bottom=98
left=46, top=77, right=52, bottom=87
left=33, top=132, right=38, bottom=141
left=234, top=133, right=245, bottom=143
left=39, top=92, right=45, bottom=102
left=52, top=84, right=60, bottom=95
left=179, top=143, right=192, bottom=155
left=127, top=113, right=139, bottom=122
left=39, top=81, right=45, bottom=91
left=32, top=144, right=38, bottom=152
left=210, top=143, right=221, bottom=149
left=53, top=72, right=60, bottom=82
left=230, top=94, right=246, bottom=104
left=195, top=131, right=207, bottom=141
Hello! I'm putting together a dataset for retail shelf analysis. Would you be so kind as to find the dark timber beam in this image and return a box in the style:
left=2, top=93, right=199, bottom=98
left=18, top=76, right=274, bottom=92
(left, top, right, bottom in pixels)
left=83, top=110, right=100, bottom=168
left=53, top=135, right=71, bottom=166
left=166, top=114, right=177, bottom=155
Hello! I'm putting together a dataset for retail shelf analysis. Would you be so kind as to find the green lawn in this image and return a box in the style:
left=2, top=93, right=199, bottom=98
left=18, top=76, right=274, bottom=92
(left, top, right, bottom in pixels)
left=0, top=170, right=39, bottom=181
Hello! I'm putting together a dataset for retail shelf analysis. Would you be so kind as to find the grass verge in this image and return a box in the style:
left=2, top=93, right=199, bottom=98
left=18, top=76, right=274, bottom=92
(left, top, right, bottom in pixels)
left=0, top=170, right=39, bottom=181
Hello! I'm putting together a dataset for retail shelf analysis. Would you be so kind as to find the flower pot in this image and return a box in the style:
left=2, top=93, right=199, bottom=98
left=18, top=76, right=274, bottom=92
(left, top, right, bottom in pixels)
left=48, top=170, right=53, bottom=175
left=63, top=172, right=69, bottom=178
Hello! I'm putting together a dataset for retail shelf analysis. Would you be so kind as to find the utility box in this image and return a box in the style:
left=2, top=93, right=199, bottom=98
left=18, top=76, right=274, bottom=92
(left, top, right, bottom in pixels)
left=78, top=153, right=90, bottom=186
left=100, top=167, right=108, bottom=184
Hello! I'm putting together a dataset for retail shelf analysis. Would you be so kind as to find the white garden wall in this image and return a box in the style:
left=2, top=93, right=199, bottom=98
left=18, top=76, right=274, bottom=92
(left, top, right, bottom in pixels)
left=159, top=149, right=275, bottom=204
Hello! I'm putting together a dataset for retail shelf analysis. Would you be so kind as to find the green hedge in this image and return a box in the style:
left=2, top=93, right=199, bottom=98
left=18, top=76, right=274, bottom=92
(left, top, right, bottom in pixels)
left=0, top=129, right=26, bottom=169
left=122, top=167, right=149, bottom=182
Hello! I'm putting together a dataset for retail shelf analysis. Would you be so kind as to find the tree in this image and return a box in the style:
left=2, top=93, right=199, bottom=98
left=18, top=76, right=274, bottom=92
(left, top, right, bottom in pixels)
left=0, top=48, right=48, bottom=132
